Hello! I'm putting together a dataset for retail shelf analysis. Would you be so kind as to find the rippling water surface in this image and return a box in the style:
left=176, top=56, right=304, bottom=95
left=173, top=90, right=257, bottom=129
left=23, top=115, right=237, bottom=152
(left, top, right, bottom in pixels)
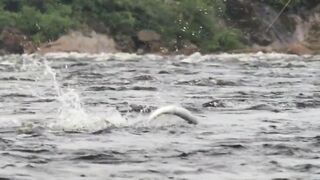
left=0, top=52, right=319, bottom=180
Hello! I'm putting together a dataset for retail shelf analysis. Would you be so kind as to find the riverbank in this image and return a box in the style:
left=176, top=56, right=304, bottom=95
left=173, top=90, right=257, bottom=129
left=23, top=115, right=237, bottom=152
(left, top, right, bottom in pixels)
left=0, top=0, right=319, bottom=55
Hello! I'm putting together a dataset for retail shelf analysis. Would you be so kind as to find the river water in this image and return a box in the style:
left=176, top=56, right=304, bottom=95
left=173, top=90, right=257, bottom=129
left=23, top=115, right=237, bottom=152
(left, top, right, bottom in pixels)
left=0, top=52, right=319, bottom=180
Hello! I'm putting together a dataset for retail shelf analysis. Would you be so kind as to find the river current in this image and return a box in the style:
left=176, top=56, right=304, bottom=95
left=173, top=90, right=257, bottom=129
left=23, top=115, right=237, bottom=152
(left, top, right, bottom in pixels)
left=0, top=52, right=319, bottom=180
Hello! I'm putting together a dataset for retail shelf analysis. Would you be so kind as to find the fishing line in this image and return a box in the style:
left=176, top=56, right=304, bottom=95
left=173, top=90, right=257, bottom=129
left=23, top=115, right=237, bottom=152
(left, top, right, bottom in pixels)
left=265, top=0, right=292, bottom=32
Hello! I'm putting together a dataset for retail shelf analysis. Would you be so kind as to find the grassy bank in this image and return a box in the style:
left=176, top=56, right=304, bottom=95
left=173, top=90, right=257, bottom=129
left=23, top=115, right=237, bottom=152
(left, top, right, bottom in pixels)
left=0, top=0, right=243, bottom=53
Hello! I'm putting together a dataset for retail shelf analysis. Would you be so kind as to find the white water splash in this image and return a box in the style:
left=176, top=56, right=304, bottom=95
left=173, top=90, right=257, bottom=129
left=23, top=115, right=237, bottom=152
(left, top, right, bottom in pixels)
left=43, top=62, right=128, bottom=132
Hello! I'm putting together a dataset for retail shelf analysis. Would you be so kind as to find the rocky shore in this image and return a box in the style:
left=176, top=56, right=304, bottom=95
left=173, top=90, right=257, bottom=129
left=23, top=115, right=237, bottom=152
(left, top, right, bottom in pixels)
left=0, top=0, right=319, bottom=55
left=226, top=0, right=320, bottom=55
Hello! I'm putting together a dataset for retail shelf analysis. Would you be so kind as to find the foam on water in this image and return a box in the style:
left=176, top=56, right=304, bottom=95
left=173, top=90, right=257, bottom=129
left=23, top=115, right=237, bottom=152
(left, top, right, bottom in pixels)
left=6, top=51, right=316, bottom=65
left=42, top=52, right=143, bottom=61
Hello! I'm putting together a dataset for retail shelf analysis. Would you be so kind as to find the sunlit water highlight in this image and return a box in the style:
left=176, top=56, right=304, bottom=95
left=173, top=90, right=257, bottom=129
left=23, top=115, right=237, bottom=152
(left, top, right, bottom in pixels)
left=0, top=52, right=319, bottom=179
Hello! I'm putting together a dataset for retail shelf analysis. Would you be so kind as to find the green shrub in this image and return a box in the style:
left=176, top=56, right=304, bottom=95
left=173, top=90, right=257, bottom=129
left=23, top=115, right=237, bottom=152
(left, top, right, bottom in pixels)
left=16, top=6, right=41, bottom=35
left=37, top=13, right=74, bottom=42
left=12, top=5, right=74, bottom=43
left=0, top=11, right=17, bottom=29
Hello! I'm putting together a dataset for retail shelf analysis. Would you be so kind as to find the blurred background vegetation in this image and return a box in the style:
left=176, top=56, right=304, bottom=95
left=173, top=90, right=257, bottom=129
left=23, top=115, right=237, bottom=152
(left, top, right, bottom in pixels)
left=0, top=0, right=318, bottom=53
left=0, top=0, right=244, bottom=52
